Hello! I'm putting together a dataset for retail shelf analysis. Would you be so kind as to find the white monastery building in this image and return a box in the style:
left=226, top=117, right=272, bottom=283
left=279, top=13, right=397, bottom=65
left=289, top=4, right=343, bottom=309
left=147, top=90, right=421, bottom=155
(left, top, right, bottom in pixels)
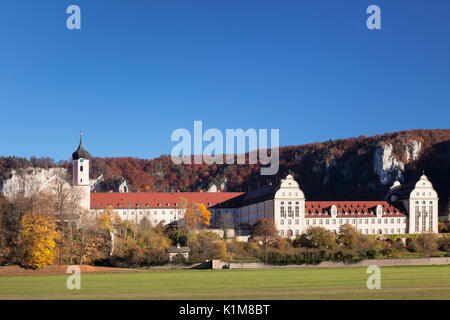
left=71, top=137, right=439, bottom=237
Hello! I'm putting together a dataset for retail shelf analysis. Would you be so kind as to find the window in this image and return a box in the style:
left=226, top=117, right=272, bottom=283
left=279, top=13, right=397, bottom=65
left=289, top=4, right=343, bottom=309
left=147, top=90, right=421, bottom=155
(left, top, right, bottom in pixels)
left=280, top=230, right=284, bottom=236
left=422, top=205, right=427, bottom=231
left=288, top=206, right=292, bottom=217
left=372, top=219, right=375, bottom=224
left=319, top=219, right=323, bottom=225
left=371, top=229, right=375, bottom=234
left=351, top=219, right=355, bottom=224
left=130, top=211, right=134, bottom=215
left=384, top=218, right=387, bottom=224
left=295, top=206, right=299, bottom=217
left=429, top=206, right=433, bottom=230
left=338, top=219, right=342, bottom=224
left=306, top=220, right=310, bottom=225
left=288, top=220, right=292, bottom=225
left=295, top=219, right=299, bottom=225
left=390, top=229, right=394, bottom=234
left=295, top=230, right=299, bottom=235
left=345, top=219, right=349, bottom=224
left=80, top=166, right=83, bottom=172
left=365, top=229, right=368, bottom=234
left=397, top=218, right=401, bottom=223
left=123, top=212, right=126, bottom=216
left=312, top=219, right=316, bottom=225
left=332, top=219, right=336, bottom=224
left=280, top=206, right=286, bottom=218
left=378, top=218, right=381, bottom=224
left=415, top=206, right=420, bottom=232
left=139, top=211, right=142, bottom=215
left=365, top=219, right=368, bottom=224
left=280, top=219, right=284, bottom=225
left=170, top=211, right=174, bottom=215
left=326, top=219, right=329, bottom=225
left=397, top=228, right=400, bottom=234
left=391, top=218, right=394, bottom=224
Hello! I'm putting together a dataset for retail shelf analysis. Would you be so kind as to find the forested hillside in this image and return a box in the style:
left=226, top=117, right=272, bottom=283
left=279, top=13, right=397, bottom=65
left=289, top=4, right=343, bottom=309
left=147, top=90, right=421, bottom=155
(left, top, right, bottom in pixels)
left=1, top=129, right=449, bottom=215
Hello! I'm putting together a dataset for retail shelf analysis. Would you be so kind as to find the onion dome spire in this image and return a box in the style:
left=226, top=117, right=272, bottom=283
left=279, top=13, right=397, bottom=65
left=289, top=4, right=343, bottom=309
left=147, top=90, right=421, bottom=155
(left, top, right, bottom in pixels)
left=72, top=133, right=90, bottom=160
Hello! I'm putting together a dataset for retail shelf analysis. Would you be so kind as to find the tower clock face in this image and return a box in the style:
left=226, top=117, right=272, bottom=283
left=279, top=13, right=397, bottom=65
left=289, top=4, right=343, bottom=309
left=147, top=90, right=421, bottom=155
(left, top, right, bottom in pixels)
left=80, top=158, right=84, bottom=162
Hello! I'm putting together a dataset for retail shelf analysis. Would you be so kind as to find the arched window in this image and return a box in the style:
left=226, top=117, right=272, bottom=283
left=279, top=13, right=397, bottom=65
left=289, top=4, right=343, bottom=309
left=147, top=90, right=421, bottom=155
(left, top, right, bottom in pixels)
left=80, top=166, right=83, bottom=172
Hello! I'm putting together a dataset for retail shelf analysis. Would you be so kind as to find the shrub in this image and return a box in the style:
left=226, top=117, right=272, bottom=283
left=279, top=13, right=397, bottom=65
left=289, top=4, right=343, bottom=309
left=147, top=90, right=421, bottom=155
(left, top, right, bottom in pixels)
left=366, top=250, right=377, bottom=259
left=406, top=238, right=418, bottom=253
left=171, top=253, right=187, bottom=264
left=381, top=248, right=392, bottom=258
left=437, top=237, right=450, bottom=252
left=417, top=233, right=438, bottom=257
left=393, top=238, right=405, bottom=251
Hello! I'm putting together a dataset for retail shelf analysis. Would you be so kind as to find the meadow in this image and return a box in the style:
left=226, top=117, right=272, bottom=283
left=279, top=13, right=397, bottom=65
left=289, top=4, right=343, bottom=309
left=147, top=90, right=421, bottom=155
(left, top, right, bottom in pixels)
left=0, top=265, right=449, bottom=300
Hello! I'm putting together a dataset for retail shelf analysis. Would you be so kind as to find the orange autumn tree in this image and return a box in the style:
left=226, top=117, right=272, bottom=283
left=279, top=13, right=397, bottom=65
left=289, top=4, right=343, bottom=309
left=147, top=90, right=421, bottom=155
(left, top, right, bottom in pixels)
left=181, top=198, right=211, bottom=232
left=16, top=213, right=59, bottom=269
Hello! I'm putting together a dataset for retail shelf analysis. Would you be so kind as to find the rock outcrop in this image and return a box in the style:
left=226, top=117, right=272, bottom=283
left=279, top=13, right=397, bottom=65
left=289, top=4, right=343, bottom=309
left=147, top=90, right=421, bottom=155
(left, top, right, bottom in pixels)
left=373, top=140, right=422, bottom=185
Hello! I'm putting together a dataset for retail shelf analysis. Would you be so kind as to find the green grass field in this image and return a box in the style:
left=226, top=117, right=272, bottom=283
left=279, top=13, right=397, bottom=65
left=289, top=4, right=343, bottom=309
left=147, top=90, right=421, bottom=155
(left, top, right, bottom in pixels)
left=0, top=265, right=449, bottom=300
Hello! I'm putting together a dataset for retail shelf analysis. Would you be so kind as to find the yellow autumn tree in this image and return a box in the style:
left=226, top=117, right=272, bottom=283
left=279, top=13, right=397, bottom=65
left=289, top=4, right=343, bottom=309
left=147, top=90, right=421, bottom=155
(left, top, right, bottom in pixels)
left=97, top=205, right=121, bottom=232
left=17, top=213, right=59, bottom=269
left=184, top=202, right=211, bottom=231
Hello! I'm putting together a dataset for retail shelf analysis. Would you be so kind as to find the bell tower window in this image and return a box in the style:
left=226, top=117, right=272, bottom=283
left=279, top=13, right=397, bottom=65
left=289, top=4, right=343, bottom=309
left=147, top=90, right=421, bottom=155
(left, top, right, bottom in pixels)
left=80, top=166, right=83, bottom=172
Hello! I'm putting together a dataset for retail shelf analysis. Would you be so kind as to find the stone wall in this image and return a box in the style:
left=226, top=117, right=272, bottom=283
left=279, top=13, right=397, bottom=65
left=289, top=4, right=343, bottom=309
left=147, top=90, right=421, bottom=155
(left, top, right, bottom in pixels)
left=211, top=257, right=450, bottom=269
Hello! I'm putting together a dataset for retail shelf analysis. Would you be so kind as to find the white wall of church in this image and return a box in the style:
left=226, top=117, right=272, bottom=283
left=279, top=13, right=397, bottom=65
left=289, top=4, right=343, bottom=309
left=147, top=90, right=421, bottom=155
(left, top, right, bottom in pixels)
left=407, top=175, right=439, bottom=233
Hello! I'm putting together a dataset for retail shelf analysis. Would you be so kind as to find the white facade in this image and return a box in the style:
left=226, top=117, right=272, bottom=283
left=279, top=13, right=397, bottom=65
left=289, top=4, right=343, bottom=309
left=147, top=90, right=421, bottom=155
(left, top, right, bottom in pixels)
left=210, top=174, right=438, bottom=237
left=407, top=175, right=439, bottom=233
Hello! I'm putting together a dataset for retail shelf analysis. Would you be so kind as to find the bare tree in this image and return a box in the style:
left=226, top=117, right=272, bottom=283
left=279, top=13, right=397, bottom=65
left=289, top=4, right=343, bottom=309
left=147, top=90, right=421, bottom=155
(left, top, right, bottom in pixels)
left=218, top=212, right=234, bottom=238
left=51, top=170, right=83, bottom=264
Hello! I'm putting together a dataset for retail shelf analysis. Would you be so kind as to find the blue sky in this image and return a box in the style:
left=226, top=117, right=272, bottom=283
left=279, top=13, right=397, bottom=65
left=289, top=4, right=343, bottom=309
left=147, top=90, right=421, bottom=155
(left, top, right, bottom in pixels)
left=0, top=0, right=449, bottom=161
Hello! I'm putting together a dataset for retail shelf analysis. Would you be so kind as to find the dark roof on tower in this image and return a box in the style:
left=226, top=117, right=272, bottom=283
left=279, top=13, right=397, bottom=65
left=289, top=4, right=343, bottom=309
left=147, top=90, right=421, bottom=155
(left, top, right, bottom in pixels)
left=72, top=134, right=91, bottom=160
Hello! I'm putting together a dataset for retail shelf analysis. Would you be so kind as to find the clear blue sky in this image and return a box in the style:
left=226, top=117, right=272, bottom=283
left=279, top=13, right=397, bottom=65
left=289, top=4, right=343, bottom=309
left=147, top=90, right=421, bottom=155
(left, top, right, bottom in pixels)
left=0, top=0, right=449, bottom=161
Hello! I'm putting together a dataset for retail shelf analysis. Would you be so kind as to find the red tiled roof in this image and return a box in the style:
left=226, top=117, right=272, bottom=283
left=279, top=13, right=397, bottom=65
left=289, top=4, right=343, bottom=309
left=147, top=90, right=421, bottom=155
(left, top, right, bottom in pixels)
left=90, top=192, right=244, bottom=210
left=305, top=201, right=406, bottom=217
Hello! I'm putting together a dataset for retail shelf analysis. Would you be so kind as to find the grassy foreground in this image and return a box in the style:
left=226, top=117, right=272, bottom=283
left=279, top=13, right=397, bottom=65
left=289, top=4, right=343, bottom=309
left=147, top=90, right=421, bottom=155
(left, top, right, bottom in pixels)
left=0, top=265, right=449, bottom=300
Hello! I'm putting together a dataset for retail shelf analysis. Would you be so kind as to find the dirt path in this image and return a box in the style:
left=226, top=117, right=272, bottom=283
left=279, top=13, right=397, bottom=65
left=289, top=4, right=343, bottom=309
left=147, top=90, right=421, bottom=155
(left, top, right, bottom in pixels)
left=0, top=265, right=140, bottom=276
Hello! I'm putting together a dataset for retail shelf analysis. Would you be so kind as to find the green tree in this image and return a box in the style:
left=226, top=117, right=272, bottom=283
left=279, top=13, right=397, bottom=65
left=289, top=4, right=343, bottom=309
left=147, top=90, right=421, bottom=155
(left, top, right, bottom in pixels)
left=300, top=226, right=337, bottom=250
left=338, top=224, right=359, bottom=249
left=417, top=232, right=438, bottom=257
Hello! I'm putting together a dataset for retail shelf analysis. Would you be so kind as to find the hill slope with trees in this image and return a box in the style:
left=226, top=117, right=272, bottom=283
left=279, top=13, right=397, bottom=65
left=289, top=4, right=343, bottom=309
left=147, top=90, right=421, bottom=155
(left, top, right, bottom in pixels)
left=1, top=129, right=449, bottom=216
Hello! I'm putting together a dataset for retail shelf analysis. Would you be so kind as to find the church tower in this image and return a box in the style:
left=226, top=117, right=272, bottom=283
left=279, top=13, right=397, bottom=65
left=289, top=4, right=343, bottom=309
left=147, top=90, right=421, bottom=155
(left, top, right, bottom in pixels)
left=72, top=134, right=91, bottom=212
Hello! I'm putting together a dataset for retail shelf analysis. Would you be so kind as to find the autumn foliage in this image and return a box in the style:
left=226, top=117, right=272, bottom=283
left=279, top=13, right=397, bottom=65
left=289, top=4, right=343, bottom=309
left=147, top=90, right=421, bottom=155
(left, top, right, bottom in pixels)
left=182, top=199, right=211, bottom=231
left=16, top=213, right=59, bottom=269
